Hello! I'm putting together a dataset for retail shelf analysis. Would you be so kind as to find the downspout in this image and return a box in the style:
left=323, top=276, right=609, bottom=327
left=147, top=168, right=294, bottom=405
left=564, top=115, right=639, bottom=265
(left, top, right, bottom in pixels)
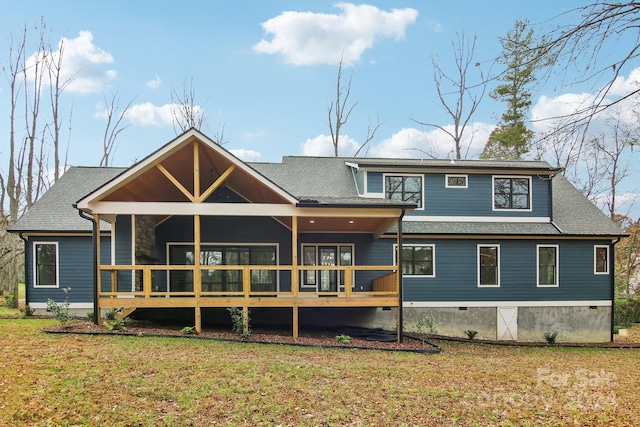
left=397, top=209, right=405, bottom=343
left=610, top=236, right=621, bottom=342
left=74, top=204, right=99, bottom=325
left=18, top=233, right=29, bottom=309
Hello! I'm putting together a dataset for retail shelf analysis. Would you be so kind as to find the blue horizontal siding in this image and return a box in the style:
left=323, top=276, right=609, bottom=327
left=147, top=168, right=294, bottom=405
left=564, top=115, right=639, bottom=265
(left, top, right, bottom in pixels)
left=372, top=238, right=611, bottom=302
left=366, top=172, right=551, bottom=218
left=28, top=235, right=110, bottom=304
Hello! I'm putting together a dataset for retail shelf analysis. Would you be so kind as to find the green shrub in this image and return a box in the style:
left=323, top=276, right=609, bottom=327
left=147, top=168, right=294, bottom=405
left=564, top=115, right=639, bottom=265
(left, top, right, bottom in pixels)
left=46, top=288, right=73, bottom=327
left=464, top=329, right=478, bottom=340
left=181, top=326, right=197, bottom=335
left=335, top=334, right=351, bottom=344
left=104, top=317, right=131, bottom=331
left=20, top=305, right=34, bottom=317
left=4, top=293, right=16, bottom=307
left=614, top=298, right=640, bottom=329
left=416, top=315, right=437, bottom=335
left=543, top=331, right=559, bottom=345
left=227, top=307, right=251, bottom=338
left=105, top=310, right=119, bottom=321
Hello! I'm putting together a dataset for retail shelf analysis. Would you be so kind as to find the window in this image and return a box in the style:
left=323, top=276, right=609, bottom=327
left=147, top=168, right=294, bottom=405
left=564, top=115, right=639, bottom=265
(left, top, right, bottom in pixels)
left=384, top=175, right=422, bottom=208
left=446, top=174, right=468, bottom=188
left=34, top=242, right=58, bottom=288
left=394, top=245, right=435, bottom=277
left=301, top=244, right=354, bottom=291
left=478, top=245, right=500, bottom=287
left=168, top=244, right=277, bottom=292
left=537, top=245, right=558, bottom=287
left=594, top=245, right=609, bottom=274
left=493, top=176, right=531, bottom=210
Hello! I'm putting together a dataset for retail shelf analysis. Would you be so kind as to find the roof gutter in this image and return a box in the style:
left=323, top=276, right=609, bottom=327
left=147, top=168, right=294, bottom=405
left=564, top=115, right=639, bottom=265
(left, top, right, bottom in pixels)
left=397, top=208, right=405, bottom=344
left=74, top=203, right=99, bottom=325
left=610, top=236, right=621, bottom=342
left=18, top=233, right=29, bottom=309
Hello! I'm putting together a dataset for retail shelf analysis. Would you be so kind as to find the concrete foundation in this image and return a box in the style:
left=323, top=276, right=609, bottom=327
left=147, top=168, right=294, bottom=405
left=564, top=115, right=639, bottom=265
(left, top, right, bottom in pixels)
left=400, top=306, right=612, bottom=343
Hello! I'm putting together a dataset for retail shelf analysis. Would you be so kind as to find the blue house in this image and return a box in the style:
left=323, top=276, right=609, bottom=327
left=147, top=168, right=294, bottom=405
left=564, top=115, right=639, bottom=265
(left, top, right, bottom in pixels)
left=10, top=129, right=625, bottom=342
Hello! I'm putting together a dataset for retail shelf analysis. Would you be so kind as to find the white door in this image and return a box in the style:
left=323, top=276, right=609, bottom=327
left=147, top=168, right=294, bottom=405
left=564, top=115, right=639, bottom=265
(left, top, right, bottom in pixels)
left=497, top=307, right=518, bottom=340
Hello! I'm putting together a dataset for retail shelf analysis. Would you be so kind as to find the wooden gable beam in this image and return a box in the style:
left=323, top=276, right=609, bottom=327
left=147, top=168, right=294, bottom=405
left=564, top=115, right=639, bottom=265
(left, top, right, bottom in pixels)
left=197, top=164, right=236, bottom=203
left=193, top=141, right=200, bottom=200
left=156, top=164, right=195, bottom=202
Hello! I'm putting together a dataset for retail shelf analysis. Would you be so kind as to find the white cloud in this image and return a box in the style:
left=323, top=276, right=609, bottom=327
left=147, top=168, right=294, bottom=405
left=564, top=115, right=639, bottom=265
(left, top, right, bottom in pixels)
left=230, top=149, right=262, bottom=162
left=253, top=3, right=418, bottom=66
left=368, top=124, right=494, bottom=159
left=300, top=134, right=360, bottom=156
left=26, top=31, right=117, bottom=94
left=532, top=67, right=640, bottom=134
left=126, top=102, right=175, bottom=127
left=146, top=74, right=162, bottom=90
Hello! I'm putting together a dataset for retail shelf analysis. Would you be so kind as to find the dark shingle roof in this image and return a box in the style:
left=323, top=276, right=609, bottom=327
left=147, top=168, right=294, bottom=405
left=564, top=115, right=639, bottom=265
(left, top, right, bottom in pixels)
left=10, top=156, right=624, bottom=238
left=350, top=158, right=557, bottom=172
left=10, top=167, right=126, bottom=233
left=551, top=174, right=624, bottom=236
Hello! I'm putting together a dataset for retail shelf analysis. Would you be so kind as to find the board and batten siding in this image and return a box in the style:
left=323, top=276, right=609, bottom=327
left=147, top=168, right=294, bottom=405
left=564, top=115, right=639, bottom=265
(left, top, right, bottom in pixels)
left=28, top=235, right=111, bottom=304
left=366, top=172, right=551, bottom=218
left=373, top=238, right=611, bottom=302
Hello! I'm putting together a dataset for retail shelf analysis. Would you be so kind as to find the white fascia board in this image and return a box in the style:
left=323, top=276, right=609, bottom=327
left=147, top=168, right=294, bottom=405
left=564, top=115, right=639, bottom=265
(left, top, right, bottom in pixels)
left=403, top=216, right=550, bottom=223
left=404, top=300, right=611, bottom=308
left=85, top=201, right=404, bottom=218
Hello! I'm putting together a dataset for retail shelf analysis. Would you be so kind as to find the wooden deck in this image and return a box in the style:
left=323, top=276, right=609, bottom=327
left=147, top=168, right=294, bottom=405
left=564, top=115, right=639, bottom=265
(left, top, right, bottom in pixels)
left=97, top=264, right=399, bottom=337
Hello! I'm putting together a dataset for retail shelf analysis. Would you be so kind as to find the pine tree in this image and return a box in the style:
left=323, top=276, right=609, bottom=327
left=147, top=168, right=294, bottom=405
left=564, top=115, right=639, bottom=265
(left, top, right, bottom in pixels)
left=481, top=20, right=540, bottom=160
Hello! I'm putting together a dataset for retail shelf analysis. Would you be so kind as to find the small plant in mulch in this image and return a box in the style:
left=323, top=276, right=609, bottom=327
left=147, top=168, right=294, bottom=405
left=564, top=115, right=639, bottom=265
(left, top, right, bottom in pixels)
left=104, top=317, right=131, bottom=331
left=227, top=307, right=251, bottom=339
left=46, top=287, right=73, bottom=327
left=543, top=331, right=559, bottom=345
left=335, top=334, right=351, bottom=344
left=416, top=315, right=438, bottom=335
left=181, top=326, right=198, bottom=335
left=464, top=329, right=479, bottom=340
left=20, top=305, right=34, bottom=317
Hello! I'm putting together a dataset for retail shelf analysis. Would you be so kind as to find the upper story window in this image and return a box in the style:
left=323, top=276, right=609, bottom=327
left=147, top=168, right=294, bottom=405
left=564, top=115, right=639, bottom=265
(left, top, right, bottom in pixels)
left=493, top=176, right=531, bottom=210
left=34, top=242, right=59, bottom=288
left=384, top=174, right=422, bottom=208
left=594, top=245, right=609, bottom=274
left=445, top=174, right=468, bottom=188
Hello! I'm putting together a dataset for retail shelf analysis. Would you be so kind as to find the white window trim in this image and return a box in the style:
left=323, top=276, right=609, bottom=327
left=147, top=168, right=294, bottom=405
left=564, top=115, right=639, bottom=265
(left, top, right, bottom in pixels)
left=393, top=243, right=436, bottom=278
left=594, top=245, right=610, bottom=275
left=536, top=244, right=559, bottom=287
left=445, top=174, right=468, bottom=189
left=33, top=241, right=59, bottom=288
left=166, top=242, right=280, bottom=291
left=477, top=244, right=500, bottom=288
left=492, top=175, right=532, bottom=212
left=300, top=244, right=355, bottom=289
left=382, top=173, right=425, bottom=210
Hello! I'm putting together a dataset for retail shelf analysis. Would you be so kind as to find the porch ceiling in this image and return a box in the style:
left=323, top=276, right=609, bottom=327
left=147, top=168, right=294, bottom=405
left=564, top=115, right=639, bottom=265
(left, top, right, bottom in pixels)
left=277, top=216, right=396, bottom=234
left=102, top=139, right=291, bottom=205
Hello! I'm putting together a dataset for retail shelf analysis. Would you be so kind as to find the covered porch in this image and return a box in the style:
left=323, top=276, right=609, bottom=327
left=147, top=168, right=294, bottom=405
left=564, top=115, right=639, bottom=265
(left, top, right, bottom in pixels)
left=76, top=130, right=411, bottom=339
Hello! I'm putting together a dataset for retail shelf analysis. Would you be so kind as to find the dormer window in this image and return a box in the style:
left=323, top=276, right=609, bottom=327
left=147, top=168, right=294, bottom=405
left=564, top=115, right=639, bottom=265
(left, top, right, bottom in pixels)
left=493, top=176, right=531, bottom=210
left=384, top=174, right=422, bottom=208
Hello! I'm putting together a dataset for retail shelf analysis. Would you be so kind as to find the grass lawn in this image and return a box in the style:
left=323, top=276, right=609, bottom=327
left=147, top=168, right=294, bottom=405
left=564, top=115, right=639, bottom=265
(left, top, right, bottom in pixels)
left=1, top=318, right=638, bottom=426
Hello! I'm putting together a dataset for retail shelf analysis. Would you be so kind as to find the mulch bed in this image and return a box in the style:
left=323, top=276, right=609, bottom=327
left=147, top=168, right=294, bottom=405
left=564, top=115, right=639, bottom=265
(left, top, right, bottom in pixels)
left=42, top=319, right=640, bottom=351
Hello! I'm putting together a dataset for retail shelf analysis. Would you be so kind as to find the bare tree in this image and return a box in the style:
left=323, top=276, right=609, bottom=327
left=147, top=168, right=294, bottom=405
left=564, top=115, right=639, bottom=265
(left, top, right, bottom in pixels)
left=414, top=33, right=487, bottom=159
left=589, top=109, right=638, bottom=218
left=99, top=91, right=135, bottom=167
left=536, top=2, right=640, bottom=132
left=328, top=54, right=381, bottom=157
left=171, top=77, right=206, bottom=134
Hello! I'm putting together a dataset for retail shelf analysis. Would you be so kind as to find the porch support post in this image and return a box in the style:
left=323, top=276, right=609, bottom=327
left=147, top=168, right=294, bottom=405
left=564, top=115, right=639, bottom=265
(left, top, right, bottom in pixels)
left=94, top=214, right=102, bottom=325
left=292, top=216, right=299, bottom=338
left=194, top=214, right=202, bottom=333
left=397, top=209, right=405, bottom=343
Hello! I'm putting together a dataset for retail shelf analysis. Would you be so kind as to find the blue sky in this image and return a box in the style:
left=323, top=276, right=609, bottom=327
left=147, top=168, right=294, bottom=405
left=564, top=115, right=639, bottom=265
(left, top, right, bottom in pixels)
left=1, top=0, right=637, bottom=174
